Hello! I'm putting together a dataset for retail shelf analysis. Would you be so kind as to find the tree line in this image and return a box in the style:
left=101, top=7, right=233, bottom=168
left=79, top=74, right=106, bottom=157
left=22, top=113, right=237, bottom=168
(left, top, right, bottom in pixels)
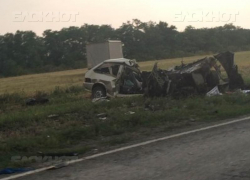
left=1, top=19, right=250, bottom=77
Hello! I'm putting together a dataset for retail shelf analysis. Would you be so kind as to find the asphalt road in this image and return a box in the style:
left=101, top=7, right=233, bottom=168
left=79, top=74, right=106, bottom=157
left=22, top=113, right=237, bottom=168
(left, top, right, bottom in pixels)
left=7, top=118, right=250, bottom=180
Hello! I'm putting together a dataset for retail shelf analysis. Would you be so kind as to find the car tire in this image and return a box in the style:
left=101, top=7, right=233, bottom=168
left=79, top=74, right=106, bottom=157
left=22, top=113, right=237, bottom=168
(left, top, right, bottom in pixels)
left=92, top=86, right=106, bottom=99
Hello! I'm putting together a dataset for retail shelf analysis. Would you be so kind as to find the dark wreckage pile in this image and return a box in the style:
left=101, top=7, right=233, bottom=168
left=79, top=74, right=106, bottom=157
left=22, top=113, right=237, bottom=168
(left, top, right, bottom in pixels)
left=141, top=51, right=245, bottom=97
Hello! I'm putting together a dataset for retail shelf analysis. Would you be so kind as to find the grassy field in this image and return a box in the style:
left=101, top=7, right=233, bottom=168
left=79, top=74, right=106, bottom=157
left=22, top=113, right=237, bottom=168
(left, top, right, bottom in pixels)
left=1, top=51, right=250, bottom=95
left=0, top=51, right=250, bottom=170
left=1, top=89, right=250, bottom=169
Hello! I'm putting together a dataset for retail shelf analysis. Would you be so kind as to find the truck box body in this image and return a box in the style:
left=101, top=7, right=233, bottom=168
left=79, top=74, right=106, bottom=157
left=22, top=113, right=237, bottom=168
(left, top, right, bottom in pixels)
left=86, top=40, right=123, bottom=69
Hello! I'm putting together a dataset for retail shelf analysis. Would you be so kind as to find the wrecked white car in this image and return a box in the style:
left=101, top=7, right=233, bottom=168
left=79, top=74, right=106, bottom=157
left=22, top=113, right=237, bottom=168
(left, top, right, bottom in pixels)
left=84, top=58, right=143, bottom=98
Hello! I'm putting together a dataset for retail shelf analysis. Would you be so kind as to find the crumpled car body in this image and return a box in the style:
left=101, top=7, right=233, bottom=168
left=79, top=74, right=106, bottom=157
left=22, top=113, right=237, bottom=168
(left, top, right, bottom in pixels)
left=143, top=51, right=245, bottom=97
left=214, top=51, right=244, bottom=89
left=84, top=58, right=143, bottom=98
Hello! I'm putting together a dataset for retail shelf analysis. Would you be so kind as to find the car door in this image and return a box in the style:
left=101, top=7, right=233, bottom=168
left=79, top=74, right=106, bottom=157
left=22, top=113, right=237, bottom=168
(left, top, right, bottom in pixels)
left=93, top=63, right=120, bottom=96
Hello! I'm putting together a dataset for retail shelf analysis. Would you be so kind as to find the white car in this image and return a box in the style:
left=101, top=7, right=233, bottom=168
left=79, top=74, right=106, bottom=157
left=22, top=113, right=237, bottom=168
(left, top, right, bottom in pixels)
left=84, top=58, right=143, bottom=98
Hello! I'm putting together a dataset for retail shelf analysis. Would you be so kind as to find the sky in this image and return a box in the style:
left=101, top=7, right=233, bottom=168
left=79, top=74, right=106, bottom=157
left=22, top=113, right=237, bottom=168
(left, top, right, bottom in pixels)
left=0, top=0, right=250, bottom=36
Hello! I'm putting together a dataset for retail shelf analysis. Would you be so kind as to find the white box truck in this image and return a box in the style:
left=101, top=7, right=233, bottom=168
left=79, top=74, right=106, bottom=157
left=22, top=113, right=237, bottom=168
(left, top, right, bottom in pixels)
left=86, top=40, right=124, bottom=69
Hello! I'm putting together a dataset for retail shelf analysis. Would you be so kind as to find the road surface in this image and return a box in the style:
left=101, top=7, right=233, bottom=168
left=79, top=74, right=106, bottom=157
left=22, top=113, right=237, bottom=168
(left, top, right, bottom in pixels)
left=5, top=117, right=250, bottom=180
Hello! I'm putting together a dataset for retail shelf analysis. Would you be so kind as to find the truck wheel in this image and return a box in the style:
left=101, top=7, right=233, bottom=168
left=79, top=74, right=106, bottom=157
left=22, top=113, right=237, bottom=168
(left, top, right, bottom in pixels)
left=92, top=86, right=106, bottom=99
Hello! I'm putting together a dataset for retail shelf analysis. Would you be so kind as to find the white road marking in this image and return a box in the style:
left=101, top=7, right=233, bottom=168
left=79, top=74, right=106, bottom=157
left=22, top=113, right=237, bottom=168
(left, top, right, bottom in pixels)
left=2, top=115, right=250, bottom=180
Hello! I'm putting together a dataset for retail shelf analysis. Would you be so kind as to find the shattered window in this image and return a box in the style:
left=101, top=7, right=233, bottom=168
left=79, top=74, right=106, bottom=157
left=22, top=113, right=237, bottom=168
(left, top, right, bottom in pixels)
left=94, top=63, right=121, bottom=76
left=111, top=65, right=120, bottom=76
left=94, top=63, right=111, bottom=74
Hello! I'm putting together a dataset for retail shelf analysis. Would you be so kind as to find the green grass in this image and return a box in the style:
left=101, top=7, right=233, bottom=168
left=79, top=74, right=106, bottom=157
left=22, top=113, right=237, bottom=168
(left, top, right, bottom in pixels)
left=1, top=51, right=250, bottom=169
left=1, top=87, right=250, bottom=168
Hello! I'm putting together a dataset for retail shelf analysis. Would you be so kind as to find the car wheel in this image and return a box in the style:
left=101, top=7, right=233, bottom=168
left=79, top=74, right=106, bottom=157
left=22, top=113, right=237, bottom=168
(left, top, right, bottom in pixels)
left=92, top=86, right=106, bottom=99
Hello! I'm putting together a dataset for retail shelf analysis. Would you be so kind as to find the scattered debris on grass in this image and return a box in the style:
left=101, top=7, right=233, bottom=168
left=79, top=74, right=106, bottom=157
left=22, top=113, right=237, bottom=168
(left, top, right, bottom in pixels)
left=92, top=97, right=110, bottom=103
left=48, top=114, right=59, bottom=119
left=26, top=98, right=49, bottom=106
left=144, top=103, right=161, bottom=111
left=125, top=111, right=135, bottom=115
left=96, top=113, right=108, bottom=120
left=206, top=86, right=222, bottom=97
left=241, top=90, right=250, bottom=94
